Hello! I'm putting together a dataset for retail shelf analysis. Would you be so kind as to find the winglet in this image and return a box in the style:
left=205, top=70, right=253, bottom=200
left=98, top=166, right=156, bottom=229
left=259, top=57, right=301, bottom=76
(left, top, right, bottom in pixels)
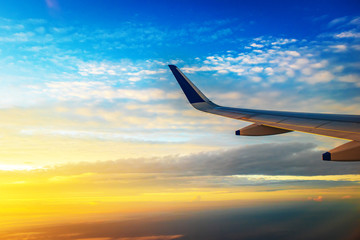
left=168, top=65, right=211, bottom=104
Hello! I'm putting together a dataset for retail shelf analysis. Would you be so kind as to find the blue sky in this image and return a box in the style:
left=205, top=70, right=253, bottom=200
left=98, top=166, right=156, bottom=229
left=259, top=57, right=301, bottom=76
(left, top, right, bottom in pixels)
left=0, top=0, right=359, bottom=165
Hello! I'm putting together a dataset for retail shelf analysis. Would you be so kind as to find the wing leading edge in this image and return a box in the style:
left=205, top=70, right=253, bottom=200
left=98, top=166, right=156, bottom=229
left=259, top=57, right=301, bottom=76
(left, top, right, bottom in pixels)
left=168, top=65, right=360, bottom=161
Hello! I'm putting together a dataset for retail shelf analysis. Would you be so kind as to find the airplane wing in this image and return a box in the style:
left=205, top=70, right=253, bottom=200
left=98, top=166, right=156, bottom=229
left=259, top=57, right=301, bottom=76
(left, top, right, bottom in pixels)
left=169, top=65, right=360, bottom=161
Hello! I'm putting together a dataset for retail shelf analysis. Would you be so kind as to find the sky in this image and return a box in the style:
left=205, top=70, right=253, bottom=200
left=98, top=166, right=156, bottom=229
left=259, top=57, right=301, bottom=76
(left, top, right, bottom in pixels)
left=0, top=0, right=359, bottom=239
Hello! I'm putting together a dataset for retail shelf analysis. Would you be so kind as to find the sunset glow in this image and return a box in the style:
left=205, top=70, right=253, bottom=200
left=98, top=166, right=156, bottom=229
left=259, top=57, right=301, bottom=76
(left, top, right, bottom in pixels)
left=0, top=0, right=359, bottom=239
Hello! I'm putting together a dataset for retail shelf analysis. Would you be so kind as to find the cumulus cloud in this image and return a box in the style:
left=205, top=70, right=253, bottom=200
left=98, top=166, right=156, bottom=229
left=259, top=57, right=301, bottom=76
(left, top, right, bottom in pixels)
left=338, top=74, right=360, bottom=87
left=285, top=51, right=300, bottom=57
left=300, top=71, right=334, bottom=84
left=178, top=35, right=358, bottom=91
left=250, top=67, right=263, bottom=73
left=250, top=43, right=264, bottom=48
left=271, top=38, right=297, bottom=45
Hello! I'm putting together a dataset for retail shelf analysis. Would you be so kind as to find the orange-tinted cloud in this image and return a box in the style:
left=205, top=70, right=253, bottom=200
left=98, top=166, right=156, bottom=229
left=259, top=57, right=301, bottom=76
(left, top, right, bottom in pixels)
left=307, top=196, right=323, bottom=202
left=341, top=195, right=352, bottom=199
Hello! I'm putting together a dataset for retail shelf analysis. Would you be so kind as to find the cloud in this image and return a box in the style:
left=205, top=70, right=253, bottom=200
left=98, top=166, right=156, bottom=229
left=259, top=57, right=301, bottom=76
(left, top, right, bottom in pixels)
left=1, top=203, right=358, bottom=240
left=329, top=44, right=347, bottom=52
left=47, top=142, right=360, bottom=177
left=271, top=38, right=297, bottom=45
left=1, top=142, right=359, bottom=197
left=327, top=17, right=348, bottom=28
left=341, top=195, right=352, bottom=199
left=334, top=31, right=360, bottom=38
left=349, top=17, right=360, bottom=26
left=250, top=43, right=264, bottom=48
left=250, top=67, right=263, bottom=73
left=338, top=74, right=360, bottom=87
left=300, top=71, right=334, bottom=84
left=43, top=81, right=180, bottom=102
left=177, top=35, right=360, bottom=92
left=308, top=196, right=323, bottom=202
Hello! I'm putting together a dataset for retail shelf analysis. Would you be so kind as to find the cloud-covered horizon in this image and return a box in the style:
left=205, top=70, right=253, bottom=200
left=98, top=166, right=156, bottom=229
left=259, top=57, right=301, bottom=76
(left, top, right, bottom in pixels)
left=1, top=200, right=359, bottom=240
left=4, top=142, right=359, bottom=178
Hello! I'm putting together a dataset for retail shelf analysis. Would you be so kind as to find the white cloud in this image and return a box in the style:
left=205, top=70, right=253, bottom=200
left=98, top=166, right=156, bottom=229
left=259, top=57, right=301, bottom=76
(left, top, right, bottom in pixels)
left=250, top=76, right=262, bottom=82
left=285, top=69, right=295, bottom=78
left=251, top=67, right=263, bottom=73
left=264, top=67, right=274, bottom=75
left=214, top=92, right=242, bottom=101
left=349, top=17, right=360, bottom=26
left=311, top=60, right=328, bottom=69
left=334, top=31, right=360, bottom=38
left=250, top=43, right=264, bottom=48
left=327, top=17, right=348, bottom=28
left=271, top=38, right=297, bottom=45
left=128, top=77, right=141, bottom=82
left=183, top=59, right=246, bottom=76
left=301, top=71, right=334, bottom=84
left=285, top=51, right=300, bottom=57
left=178, top=37, right=355, bottom=89
left=77, top=61, right=167, bottom=83
left=351, top=44, right=360, bottom=51
left=0, top=31, right=35, bottom=42
left=338, top=74, right=360, bottom=87
left=0, top=23, right=24, bottom=31
left=301, top=68, right=313, bottom=76
left=330, top=44, right=347, bottom=52
left=289, top=58, right=310, bottom=70
left=333, top=65, right=344, bottom=72
left=270, top=76, right=287, bottom=83
left=44, top=81, right=180, bottom=102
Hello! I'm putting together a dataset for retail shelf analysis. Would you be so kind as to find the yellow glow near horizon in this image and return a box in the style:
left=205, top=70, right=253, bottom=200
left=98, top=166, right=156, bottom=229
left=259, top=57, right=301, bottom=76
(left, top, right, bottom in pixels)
left=1, top=164, right=359, bottom=231
left=0, top=106, right=359, bottom=235
left=0, top=164, right=43, bottom=171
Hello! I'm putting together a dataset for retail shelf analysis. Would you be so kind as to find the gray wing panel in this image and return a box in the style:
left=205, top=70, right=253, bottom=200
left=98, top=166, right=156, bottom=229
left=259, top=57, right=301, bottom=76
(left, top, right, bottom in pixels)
left=191, top=95, right=360, bottom=141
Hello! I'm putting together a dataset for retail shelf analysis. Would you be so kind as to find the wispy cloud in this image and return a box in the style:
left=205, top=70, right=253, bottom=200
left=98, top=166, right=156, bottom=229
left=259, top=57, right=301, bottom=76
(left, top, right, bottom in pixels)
left=43, top=81, right=180, bottom=102
left=327, top=17, right=348, bottom=28
left=334, top=30, right=360, bottom=38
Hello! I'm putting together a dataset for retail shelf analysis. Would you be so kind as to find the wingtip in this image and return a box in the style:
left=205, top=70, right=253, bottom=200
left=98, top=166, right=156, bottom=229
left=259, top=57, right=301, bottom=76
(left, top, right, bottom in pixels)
left=168, top=64, right=209, bottom=104
left=322, top=152, right=331, bottom=161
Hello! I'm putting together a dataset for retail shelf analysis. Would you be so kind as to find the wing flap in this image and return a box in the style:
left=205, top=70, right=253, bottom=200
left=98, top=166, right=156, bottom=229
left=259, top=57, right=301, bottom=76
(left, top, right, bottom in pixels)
left=323, top=141, right=360, bottom=161
left=235, top=124, right=292, bottom=136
